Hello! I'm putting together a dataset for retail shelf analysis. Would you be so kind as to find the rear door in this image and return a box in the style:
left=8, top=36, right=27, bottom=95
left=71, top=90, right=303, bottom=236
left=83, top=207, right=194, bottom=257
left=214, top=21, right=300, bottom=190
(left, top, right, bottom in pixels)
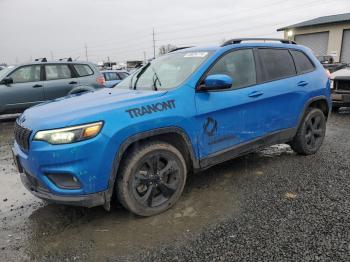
left=1, top=65, right=44, bottom=113
left=43, top=64, right=78, bottom=100
left=256, top=48, right=304, bottom=131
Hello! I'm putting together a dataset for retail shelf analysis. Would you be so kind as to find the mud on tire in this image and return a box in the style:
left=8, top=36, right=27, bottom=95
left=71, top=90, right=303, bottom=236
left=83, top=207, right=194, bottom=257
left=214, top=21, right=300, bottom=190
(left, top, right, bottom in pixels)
left=290, top=108, right=326, bottom=155
left=116, top=141, right=187, bottom=217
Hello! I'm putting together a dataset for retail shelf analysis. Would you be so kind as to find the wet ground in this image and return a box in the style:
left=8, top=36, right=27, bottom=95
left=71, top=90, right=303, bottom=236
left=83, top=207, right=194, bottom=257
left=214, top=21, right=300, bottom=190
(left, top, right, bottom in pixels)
left=0, top=110, right=350, bottom=261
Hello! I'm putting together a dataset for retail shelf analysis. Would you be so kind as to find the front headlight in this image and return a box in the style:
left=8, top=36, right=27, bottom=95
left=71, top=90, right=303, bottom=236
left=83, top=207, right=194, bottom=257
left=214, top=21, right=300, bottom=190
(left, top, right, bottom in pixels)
left=33, top=122, right=103, bottom=145
left=330, top=80, right=334, bottom=89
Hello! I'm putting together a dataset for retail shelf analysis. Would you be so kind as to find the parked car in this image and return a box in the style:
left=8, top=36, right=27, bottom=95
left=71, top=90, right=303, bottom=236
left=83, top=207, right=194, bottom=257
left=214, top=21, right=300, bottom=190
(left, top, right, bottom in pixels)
left=317, top=55, right=347, bottom=73
left=0, top=59, right=105, bottom=115
left=13, top=38, right=331, bottom=216
left=101, top=70, right=129, bottom=88
left=330, top=66, right=350, bottom=111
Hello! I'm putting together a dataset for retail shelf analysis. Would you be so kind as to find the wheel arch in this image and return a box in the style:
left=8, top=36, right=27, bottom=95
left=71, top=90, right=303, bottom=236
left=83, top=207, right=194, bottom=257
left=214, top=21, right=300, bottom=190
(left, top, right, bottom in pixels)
left=298, top=96, right=330, bottom=127
left=104, top=127, right=199, bottom=208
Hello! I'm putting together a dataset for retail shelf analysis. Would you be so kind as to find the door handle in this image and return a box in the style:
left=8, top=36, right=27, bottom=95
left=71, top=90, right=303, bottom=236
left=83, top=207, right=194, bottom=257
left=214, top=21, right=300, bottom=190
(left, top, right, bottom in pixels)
left=32, top=84, right=42, bottom=88
left=248, top=90, right=264, bottom=98
left=297, top=81, right=308, bottom=87
left=69, top=81, right=77, bottom=85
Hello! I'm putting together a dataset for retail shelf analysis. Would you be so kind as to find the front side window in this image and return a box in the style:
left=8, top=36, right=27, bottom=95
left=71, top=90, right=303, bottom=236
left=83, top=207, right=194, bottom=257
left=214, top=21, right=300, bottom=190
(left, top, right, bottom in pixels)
left=9, top=65, right=41, bottom=83
left=74, top=64, right=94, bottom=77
left=207, top=49, right=256, bottom=89
left=45, top=64, right=72, bottom=80
left=258, top=49, right=296, bottom=82
left=291, top=50, right=315, bottom=74
left=118, top=51, right=213, bottom=90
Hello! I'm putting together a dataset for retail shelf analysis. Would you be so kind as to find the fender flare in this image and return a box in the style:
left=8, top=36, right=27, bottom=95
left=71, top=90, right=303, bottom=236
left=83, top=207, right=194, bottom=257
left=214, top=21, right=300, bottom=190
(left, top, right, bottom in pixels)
left=296, top=95, right=330, bottom=131
left=103, top=127, right=199, bottom=209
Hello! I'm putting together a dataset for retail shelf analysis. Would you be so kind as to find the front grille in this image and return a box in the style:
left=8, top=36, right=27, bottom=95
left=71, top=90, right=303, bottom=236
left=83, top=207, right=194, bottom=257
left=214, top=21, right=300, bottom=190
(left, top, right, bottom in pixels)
left=336, top=80, right=350, bottom=91
left=14, top=121, right=32, bottom=151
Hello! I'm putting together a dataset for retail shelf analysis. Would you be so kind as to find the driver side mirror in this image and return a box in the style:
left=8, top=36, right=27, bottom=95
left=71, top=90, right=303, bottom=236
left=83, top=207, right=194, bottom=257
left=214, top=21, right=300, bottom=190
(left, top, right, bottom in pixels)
left=0, top=77, right=14, bottom=85
left=198, top=74, right=232, bottom=91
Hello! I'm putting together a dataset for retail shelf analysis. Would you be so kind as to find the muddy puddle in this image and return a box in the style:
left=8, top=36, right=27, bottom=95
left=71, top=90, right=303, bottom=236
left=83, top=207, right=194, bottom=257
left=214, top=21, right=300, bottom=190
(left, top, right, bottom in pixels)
left=0, top=118, right=298, bottom=261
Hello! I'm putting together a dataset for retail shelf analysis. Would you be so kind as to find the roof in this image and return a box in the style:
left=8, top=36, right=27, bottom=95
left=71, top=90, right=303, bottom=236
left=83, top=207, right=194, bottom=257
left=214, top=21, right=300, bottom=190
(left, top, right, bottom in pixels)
left=277, top=13, right=350, bottom=31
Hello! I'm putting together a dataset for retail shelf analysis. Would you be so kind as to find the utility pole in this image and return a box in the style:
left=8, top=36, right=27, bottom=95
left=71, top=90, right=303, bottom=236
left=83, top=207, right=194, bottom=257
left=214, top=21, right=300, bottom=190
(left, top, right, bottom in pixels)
left=152, top=28, right=156, bottom=59
left=85, top=44, right=89, bottom=61
left=143, top=51, right=147, bottom=64
left=50, top=50, right=54, bottom=61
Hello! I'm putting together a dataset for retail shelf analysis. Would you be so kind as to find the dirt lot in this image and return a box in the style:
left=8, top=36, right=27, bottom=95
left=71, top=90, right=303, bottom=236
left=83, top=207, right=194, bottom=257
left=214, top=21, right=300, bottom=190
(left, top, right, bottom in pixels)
left=1, top=110, right=350, bottom=261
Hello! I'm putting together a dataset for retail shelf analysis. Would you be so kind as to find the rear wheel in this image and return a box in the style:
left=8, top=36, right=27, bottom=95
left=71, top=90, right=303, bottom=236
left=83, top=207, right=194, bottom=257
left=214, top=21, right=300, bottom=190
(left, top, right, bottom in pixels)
left=116, top=142, right=187, bottom=216
left=290, top=108, right=326, bottom=155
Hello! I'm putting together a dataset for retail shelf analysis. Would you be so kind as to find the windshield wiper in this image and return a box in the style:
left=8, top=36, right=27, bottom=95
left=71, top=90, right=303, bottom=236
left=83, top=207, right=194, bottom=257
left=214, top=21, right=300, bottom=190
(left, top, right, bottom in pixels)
left=132, top=62, right=150, bottom=90
left=151, top=66, right=162, bottom=91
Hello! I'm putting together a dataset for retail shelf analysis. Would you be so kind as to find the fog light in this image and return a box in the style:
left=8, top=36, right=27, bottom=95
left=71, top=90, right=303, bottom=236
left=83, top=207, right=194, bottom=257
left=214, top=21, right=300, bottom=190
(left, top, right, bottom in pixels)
left=46, top=173, right=81, bottom=189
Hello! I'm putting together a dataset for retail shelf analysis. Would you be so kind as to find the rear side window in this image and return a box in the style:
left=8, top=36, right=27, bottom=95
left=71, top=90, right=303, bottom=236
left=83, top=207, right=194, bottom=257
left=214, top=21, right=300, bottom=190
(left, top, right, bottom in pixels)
left=104, top=72, right=120, bottom=81
left=9, top=65, right=41, bottom=83
left=258, top=49, right=296, bottom=82
left=291, top=50, right=315, bottom=74
left=74, top=64, right=94, bottom=77
left=45, top=64, right=72, bottom=80
left=207, top=49, right=256, bottom=89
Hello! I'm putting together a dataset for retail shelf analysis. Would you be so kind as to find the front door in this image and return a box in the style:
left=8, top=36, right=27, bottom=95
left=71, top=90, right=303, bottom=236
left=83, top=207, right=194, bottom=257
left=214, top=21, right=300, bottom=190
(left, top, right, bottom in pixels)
left=1, top=65, right=44, bottom=113
left=195, top=48, right=266, bottom=158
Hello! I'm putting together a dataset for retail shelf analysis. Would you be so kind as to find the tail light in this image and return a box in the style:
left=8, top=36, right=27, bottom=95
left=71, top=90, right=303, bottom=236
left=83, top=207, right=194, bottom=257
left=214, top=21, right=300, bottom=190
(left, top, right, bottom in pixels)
left=325, top=69, right=331, bottom=79
left=96, top=74, right=105, bottom=87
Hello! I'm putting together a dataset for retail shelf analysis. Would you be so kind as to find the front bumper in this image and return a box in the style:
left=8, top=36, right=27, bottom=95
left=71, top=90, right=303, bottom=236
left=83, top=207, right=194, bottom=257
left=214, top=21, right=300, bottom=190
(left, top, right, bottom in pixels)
left=331, top=92, right=350, bottom=107
left=12, top=130, right=116, bottom=207
left=20, top=172, right=106, bottom=207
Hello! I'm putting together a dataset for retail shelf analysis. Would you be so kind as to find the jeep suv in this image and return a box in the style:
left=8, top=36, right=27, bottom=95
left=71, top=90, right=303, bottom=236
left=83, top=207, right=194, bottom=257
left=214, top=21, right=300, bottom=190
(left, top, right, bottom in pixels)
left=12, top=38, right=331, bottom=216
left=0, top=59, right=105, bottom=115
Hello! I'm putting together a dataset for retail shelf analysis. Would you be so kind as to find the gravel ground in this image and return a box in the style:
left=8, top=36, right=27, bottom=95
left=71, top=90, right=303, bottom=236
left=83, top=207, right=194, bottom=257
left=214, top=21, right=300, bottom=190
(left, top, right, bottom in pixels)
left=138, top=109, right=350, bottom=262
left=0, top=110, right=350, bottom=261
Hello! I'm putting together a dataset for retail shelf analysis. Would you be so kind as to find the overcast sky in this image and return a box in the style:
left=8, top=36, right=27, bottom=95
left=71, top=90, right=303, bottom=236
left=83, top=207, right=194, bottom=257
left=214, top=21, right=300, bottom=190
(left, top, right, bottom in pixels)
left=0, top=0, right=349, bottom=64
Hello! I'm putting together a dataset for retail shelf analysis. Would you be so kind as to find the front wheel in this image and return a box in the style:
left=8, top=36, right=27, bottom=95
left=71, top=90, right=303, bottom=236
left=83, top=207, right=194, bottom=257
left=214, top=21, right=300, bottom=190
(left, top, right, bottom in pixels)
left=290, top=108, right=326, bottom=155
left=116, top=142, right=187, bottom=216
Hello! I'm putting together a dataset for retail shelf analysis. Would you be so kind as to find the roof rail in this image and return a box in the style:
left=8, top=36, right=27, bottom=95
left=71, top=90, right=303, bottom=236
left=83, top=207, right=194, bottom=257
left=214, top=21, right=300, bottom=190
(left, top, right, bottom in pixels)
left=59, top=57, right=73, bottom=62
left=34, top=57, right=47, bottom=62
left=169, top=46, right=194, bottom=52
left=221, top=38, right=296, bottom=47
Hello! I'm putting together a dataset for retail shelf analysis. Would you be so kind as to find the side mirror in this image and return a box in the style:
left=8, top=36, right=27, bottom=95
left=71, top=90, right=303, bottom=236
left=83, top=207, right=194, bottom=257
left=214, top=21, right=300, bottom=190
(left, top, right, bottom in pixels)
left=0, top=77, right=13, bottom=85
left=198, top=74, right=232, bottom=91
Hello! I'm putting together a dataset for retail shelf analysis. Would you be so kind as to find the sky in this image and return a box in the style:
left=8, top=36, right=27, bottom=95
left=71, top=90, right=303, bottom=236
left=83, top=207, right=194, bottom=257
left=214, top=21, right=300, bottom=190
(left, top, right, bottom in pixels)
left=0, top=0, right=349, bottom=64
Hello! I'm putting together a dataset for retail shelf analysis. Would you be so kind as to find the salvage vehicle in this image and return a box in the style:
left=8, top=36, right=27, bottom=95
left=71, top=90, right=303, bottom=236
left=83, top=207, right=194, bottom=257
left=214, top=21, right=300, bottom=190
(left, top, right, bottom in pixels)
left=12, top=38, right=331, bottom=216
left=317, top=55, right=347, bottom=73
left=330, top=66, right=350, bottom=111
left=101, top=70, right=129, bottom=88
left=0, top=59, right=105, bottom=115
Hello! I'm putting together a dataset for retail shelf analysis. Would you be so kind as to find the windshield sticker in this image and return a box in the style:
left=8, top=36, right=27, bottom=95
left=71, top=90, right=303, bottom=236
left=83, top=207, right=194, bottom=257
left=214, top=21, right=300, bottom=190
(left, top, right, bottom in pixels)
left=184, top=52, right=208, bottom=58
left=126, top=100, right=176, bottom=118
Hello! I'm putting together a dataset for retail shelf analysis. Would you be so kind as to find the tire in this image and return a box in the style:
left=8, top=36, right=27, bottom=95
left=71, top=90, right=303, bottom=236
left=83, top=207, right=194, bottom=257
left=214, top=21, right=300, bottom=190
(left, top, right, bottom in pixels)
left=116, top=141, right=187, bottom=216
left=290, top=108, right=326, bottom=155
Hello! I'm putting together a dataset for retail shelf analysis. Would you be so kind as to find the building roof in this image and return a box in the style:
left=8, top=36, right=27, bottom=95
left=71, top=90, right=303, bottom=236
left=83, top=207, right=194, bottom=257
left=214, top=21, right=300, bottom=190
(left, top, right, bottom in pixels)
left=277, top=13, right=350, bottom=31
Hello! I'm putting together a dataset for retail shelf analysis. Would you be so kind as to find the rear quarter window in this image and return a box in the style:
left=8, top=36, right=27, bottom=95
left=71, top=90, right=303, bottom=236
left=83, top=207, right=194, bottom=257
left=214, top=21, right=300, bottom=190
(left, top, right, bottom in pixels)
left=73, top=64, right=94, bottom=77
left=258, top=48, right=296, bottom=82
left=291, top=50, right=315, bottom=74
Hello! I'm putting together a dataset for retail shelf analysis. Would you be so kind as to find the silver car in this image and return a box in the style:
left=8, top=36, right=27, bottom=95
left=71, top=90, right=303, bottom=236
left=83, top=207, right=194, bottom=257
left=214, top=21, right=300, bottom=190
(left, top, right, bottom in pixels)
left=0, top=60, right=105, bottom=115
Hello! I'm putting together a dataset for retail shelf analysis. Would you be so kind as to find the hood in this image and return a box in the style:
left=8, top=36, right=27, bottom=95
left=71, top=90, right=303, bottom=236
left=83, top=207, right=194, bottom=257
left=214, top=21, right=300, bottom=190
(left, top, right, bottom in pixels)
left=331, top=67, right=350, bottom=79
left=21, top=88, right=167, bottom=129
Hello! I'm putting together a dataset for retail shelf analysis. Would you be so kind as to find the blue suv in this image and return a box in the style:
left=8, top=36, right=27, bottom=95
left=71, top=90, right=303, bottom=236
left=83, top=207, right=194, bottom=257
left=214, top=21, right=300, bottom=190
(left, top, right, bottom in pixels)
left=12, top=38, right=331, bottom=216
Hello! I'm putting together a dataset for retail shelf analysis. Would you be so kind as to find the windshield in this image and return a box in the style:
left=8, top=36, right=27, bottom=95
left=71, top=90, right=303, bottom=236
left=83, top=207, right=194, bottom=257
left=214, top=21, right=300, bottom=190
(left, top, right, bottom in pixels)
left=0, top=67, right=13, bottom=80
left=117, top=51, right=213, bottom=90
